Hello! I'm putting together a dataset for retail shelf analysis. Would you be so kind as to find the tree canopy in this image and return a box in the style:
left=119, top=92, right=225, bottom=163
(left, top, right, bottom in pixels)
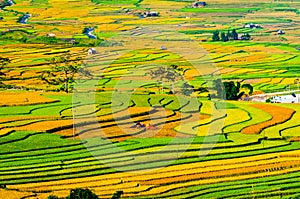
left=213, top=80, right=253, bottom=100
left=147, top=65, right=183, bottom=94
left=42, top=54, right=90, bottom=93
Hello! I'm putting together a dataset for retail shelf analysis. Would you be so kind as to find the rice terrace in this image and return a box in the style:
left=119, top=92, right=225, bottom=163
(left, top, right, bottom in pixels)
left=0, top=0, right=299, bottom=198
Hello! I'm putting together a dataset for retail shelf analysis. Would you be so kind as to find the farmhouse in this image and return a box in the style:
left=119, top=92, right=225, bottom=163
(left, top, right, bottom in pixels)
left=244, top=23, right=261, bottom=28
left=141, top=11, right=159, bottom=18
left=88, top=48, right=97, bottom=55
left=277, top=29, right=285, bottom=35
left=271, top=94, right=299, bottom=103
left=160, top=46, right=167, bottom=50
left=192, top=1, right=207, bottom=8
left=46, top=33, right=56, bottom=38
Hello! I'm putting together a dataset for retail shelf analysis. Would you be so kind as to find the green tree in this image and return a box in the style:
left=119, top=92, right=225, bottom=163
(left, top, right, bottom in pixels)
left=212, top=30, right=220, bottom=41
left=241, top=83, right=253, bottom=95
left=181, top=82, right=194, bottom=96
left=111, top=191, right=123, bottom=199
left=213, top=80, right=250, bottom=100
left=221, top=32, right=229, bottom=42
left=147, top=65, right=182, bottom=94
left=66, top=188, right=99, bottom=199
left=232, top=29, right=238, bottom=40
left=47, top=195, right=59, bottom=199
left=227, top=30, right=233, bottom=40
left=213, top=79, right=225, bottom=99
left=0, top=57, right=10, bottom=76
left=43, top=54, right=90, bottom=93
left=241, top=33, right=251, bottom=40
left=223, top=81, right=245, bottom=100
left=0, top=57, right=10, bottom=86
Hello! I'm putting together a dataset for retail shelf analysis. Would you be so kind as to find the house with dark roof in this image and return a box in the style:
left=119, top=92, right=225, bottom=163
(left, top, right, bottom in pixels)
left=192, top=2, right=207, bottom=8
left=277, top=29, right=285, bottom=35
left=141, top=11, right=159, bottom=18
left=88, top=48, right=97, bottom=55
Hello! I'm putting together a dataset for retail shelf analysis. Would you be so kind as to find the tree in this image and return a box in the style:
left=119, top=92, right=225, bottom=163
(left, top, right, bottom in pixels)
left=241, top=33, right=251, bottom=40
left=223, top=81, right=243, bottom=100
left=212, top=30, right=220, bottom=41
left=43, top=54, right=90, bottom=93
left=0, top=57, right=9, bottom=76
left=181, top=82, right=194, bottom=96
left=47, top=195, right=59, bottom=199
left=227, top=30, right=233, bottom=40
left=213, top=79, right=225, bottom=99
left=213, top=80, right=251, bottom=100
left=147, top=65, right=182, bottom=94
left=66, top=188, right=99, bottom=199
left=0, top=57, right=10, bottom=86
left=221, top=32, right=229, bottom=42
left=232, top=29, right=238, bottom=40
left=241, top=83, right=253, bottom=95
left=111, top=191, right=124, bottom=199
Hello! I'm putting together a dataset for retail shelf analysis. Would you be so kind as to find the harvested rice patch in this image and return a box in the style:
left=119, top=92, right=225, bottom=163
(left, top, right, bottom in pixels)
left=0, top=91, right=58, bottom=107
left=242, top=104, right=295, bottom=134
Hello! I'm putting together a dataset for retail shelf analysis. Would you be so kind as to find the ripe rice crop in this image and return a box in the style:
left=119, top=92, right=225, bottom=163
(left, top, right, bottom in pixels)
left=0, top=91, right=58, bottom=106
left=241, top=104, right=295, bottom=134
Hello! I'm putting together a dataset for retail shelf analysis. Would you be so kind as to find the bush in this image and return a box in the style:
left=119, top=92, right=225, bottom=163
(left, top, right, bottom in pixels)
left=111, top=191, right=123, bottom=199
left=27, top=36, right=61, bottom=44
left=66, top=188, right=99, bottom=199
left=0, top=31, right=28, bottom=42
left=48, top=195, right=59, bottom=199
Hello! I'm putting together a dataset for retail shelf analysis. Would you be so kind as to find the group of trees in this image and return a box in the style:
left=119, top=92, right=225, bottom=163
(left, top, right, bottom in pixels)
left=147, top=64, right=183, bottom=94
left=1, top=55, right=255, bottom=100
left=0, top=54, right=89, bottom=93
left=0, top=57, right=10, bottom=87
left=48, top=188, right=123, bottom=199
left=213, top=79, right=253, bottom=100
left=147, top=64, right=196, bottom=96
left=41, top=54, right=91, bottom=93
left=0, top=0, right=12, bottom=9
left=0, top=29, right=105, bottom=47
left=212, top=29, right=251, bottom=42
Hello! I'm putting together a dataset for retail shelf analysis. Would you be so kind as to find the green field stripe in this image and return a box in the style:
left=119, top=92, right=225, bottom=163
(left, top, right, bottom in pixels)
left=280, top=125, right=300, bottom=138
left=0, top=119, right=46, bottom=129
left=180, top=7, right=260, bottom=13
left=0, top=94, right=72, bottom=117
left=0, top=131, right=43, bottom=146
left=137, top=169, right=300, bottom=199
left=0, top=140, right=299, bottom=184
left=224, top=102, right=272, bottom=134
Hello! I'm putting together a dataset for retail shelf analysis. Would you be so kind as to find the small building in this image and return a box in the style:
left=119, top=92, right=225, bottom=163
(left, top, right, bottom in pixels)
left=160, top=46, right=167, bottom=50
left=46, top=33, right=56, bottom=38
left=244, top=23, right=261, bottom=29
left=277, top=29, right=285, bottom=35
left=88, top=48, right=97, bottom=55
left=142, top=11, right=159, bottom=18
left=192, top=2, right=207, bottom=8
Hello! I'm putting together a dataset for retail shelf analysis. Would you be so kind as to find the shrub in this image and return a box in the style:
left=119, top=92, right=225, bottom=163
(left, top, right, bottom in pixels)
left=66, top=188, right=99, bottom=199
left=48, top=195, right=59, bottom=199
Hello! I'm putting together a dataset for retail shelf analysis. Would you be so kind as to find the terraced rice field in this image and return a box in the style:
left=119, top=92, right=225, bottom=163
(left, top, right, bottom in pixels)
left=0, top=0, right=299, bottom=198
